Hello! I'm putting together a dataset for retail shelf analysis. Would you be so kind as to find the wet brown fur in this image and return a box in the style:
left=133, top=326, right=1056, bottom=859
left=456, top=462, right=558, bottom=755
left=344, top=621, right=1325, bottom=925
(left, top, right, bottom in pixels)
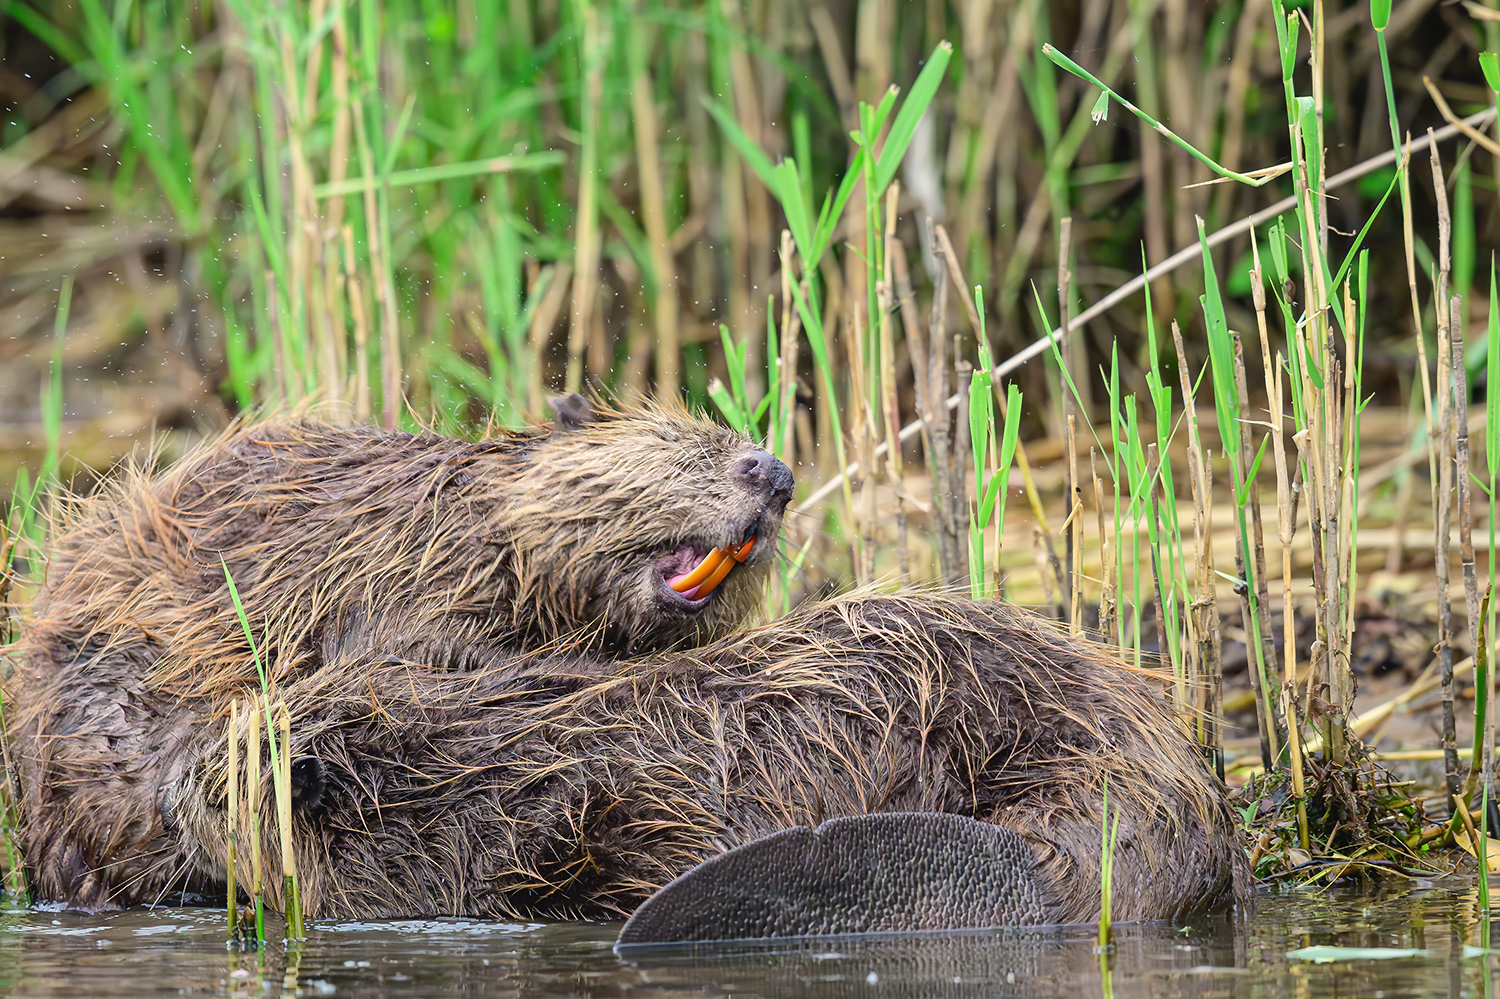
left=9, top=399, right=786, bottom=907
left=169, top=591, right=1247, bottom=923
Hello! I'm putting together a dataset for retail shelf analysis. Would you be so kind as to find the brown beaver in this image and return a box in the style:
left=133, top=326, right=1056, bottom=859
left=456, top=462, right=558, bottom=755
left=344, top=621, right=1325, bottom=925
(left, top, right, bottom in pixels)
left=162, top=591, right=1246, bottom=928
left=9, top=395, right=792, bottom=907
left=10, top=399, right=1247, bottom=927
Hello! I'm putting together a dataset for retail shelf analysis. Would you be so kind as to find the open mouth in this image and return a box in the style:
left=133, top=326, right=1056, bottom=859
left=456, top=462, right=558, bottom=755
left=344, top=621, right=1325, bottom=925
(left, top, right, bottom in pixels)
left=661, top=530, right=757, bottom=604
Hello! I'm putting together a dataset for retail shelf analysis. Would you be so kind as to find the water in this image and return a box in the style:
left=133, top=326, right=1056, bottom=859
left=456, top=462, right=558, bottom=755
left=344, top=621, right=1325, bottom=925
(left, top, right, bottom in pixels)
left=0, top=881, right=1496, bottom=998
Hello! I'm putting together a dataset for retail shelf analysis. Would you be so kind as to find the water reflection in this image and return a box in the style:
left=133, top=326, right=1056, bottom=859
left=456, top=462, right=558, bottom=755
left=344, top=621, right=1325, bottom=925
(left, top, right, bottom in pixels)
left=0, top=882, right=1495, bottom=997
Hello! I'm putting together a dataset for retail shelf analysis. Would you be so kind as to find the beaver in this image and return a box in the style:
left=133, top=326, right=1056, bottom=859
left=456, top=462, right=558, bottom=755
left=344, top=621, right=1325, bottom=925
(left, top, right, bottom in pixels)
left=9, top=394, right=793, bottom=907
left=155, top=591, right=1246, bottom=929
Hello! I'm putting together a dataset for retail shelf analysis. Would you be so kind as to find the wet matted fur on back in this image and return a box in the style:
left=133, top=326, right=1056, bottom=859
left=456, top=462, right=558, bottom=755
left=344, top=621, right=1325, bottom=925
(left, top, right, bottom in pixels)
left=157, top=590, right=1248, bottom=923
left=9, top=397, right=793, bottom=907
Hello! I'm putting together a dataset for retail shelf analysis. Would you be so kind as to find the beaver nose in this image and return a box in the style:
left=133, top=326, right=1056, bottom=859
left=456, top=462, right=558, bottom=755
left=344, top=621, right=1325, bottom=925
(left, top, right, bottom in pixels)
left=733, top=450, right=794, bottom=503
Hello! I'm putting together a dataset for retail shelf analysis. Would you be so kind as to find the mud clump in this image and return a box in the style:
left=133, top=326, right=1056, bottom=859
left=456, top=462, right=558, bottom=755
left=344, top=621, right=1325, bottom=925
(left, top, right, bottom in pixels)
left=10, top=395, right=792, bottom=907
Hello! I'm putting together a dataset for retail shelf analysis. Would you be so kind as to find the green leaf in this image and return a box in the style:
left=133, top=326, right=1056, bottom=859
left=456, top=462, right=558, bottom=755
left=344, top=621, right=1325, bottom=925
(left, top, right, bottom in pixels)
left=995, top=384, right=1023, bottom=531
left=873, top=41, right=953, bottom=193
left=707, top=378, right=748, bottom=435
left=704, top=98, right=780, bottom=194
left=1089, top=91, right=1110, bottom=124
left=1488, top=263, right=1500, bottom=480
left=1369, top=0, right=1391, bottom=31
left=867, top=85, right=899, bottom=141
left=810, top=148, right=867, bottom=266
left=1196, top=218, right=1240, bottom=476
left=1481, top=52, right=1500, bottom=94
left=772, top=160, right=814, bottom=269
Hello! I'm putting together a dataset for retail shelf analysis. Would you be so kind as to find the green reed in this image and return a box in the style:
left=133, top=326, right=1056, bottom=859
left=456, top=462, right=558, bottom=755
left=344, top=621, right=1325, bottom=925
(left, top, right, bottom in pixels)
left=221, top=560, right=305, bottom=943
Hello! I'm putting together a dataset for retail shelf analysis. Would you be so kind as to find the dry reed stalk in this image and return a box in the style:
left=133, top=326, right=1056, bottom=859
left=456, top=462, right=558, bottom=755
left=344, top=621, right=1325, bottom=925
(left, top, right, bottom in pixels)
left=879, top=185, right=908, bottom=577
left=778, top=230, right=802, bottom=461
left=1067, top=414, right=1082, bottom=634
left=227, top=700, right=238, bottom=940
left=846, top=307, right=875, bottom=582
left=629, top=27, right=680, bottom=400
left=246, top=703, right=263, bottom=939
left=565, top=4, right=604, bottom=395
left=1338, top=285, right=1360, bottom=685
left=1406, top=135, right=1438, bottom=514
left=933, top=225, right=983, bottom=345
left=1252, top=244, right=1309, bottom=850
left=1312, top=0, right=1329, bottom=256
left=1145, top=443, right=1170, bottom=671
left=924, top=233, right=964, bottom=586
left=1454, top=319, right=1479, bottom=653
left=346, top=78, right=399, bottom=429
left=1058, top=216, right=1090, bottom=421
left=1173, top=318, right=1221, bottom=774
left=954, top=346, right=974, bottom=582
left=525, top=263, right=572, bottom=417
left=1058, top=217, right=1079, bottom=626
left=1434, top=138, right=1460, bottom=799
left=277, top=707, right=302, bottom=939
left=340, top=225, right=371, bottom=421
left=892, top=236, right=933, bottom=469
left=1092, top=446, right=1116, bottom=642
left=1232, top=326, right=1281, bottom=764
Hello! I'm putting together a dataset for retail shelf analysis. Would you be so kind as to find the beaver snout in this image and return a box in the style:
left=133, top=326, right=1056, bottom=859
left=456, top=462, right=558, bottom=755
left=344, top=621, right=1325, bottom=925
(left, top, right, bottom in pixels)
left=732, top=450, right=794, bottom=509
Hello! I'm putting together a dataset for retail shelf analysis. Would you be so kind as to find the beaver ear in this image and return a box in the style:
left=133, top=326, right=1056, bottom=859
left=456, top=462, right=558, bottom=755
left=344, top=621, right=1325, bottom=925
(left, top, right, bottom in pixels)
left=549, top=393, right=595, bottom=433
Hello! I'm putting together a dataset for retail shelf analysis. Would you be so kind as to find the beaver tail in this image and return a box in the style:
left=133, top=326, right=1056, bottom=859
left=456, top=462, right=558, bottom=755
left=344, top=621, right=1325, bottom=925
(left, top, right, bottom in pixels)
left=615, top=812, right=1057, bottom=948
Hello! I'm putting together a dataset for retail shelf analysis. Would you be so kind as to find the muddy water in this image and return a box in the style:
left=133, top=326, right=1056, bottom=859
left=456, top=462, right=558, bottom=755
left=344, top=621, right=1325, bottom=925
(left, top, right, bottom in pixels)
left=0, top=881, right=1494, bottom=998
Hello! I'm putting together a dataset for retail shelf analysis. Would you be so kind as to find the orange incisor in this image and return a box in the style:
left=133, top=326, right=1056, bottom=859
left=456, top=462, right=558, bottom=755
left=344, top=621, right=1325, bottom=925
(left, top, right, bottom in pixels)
left=670, top=535, right=756, bottom=598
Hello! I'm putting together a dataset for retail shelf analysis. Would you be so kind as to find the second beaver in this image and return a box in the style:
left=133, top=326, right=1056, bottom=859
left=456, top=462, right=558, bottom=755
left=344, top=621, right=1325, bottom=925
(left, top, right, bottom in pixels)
left=160, top=590, right=1248, bottom=927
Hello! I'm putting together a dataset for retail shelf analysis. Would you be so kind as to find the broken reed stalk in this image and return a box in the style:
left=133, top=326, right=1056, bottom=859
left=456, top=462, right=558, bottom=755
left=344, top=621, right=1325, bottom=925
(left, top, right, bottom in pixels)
left=247, top=704, right=265, bottom=946
left=227, top=700, right=239, bottom=942
left=278, top=707, right=304, bottom=941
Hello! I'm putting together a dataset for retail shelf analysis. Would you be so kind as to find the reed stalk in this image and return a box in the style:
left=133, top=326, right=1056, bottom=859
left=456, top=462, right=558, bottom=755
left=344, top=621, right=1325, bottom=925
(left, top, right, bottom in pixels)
left=278, top=708, right=304, bottom=941
left=227, top=700, right=239, bottom=943
left=1096, top=773, right=1120, bottom=953
left=247, top=704, right=264, bottom=946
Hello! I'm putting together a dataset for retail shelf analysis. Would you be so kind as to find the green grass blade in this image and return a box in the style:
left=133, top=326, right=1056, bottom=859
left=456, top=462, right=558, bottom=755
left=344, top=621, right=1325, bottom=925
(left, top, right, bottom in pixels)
left=873, top=41, right=953, bottom=192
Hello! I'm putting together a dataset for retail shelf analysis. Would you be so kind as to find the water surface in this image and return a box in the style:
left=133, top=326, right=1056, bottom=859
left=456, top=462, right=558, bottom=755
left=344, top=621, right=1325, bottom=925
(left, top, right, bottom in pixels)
left=0, top=880, right=1494, bottom=997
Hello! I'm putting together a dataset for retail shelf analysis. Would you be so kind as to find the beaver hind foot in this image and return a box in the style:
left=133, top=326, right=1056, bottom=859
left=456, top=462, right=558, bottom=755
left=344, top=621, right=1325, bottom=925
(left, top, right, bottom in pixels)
left=616, top=813, right=1057, bottom=947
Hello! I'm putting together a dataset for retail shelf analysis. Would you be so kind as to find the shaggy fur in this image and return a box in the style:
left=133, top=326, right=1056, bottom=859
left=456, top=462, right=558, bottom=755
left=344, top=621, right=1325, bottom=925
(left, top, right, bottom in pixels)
left=10, top=398, right=789, bottom=907
left=159, top=592, right=1246, bottom=924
